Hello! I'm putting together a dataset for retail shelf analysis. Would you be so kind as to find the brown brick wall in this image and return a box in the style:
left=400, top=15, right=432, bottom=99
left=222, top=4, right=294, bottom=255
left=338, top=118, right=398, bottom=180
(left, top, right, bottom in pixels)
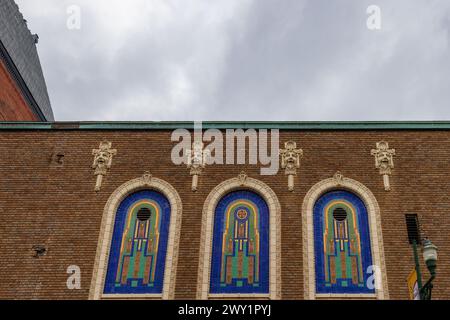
left=0, top=129, right=449, bottom=299
left=0, top=60, right=38, bottom=121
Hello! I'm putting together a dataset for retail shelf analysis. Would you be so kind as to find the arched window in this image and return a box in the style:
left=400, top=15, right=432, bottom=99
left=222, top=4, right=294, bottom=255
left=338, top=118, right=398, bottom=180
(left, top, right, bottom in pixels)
left=210, top=190, right=269, bottom=294
left=314, top=190, right=374, bottom=294
left=90, top=174, right=182, bottom=300
left=197, top=174, right=281, bottom=299
left=104, top=190, right=171, bottom=294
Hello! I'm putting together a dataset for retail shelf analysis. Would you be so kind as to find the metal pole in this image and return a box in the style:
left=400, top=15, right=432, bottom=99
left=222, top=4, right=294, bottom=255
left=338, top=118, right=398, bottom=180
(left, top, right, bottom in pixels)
left=413, top=240, right=423, bottom=299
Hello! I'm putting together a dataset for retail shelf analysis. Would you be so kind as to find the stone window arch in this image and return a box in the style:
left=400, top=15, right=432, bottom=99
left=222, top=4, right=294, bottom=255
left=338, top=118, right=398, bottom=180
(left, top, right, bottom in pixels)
left=89, top=173, right=182, bottom=300
left=197, top=173, right=281, bottom=299
left=302, top=172, right=389, bottom=299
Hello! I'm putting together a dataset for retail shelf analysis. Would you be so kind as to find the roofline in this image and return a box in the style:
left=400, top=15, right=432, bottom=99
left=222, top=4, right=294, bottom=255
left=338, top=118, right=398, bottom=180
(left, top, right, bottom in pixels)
left=0, top=39, right=48, bottom=121
left=2, top=121, right=450, bottom=130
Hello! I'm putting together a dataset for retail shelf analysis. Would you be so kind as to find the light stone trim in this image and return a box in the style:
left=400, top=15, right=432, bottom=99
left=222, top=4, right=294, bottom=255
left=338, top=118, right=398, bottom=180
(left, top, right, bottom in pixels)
left=102, top=294, right=164, bottom=300
left=315, top=293, right=377, bottom=299
left=371, top=141, right=396, bottom=191
left=187, top=141, right=210, bottom=191
left=280, top=141, right=303, bottom=191
left=196, top=173, right=282, bottom=300
left=89, top=173, right=183, bottom=300
left=209, top=294, right=270, bottom=299
left=302, top=172, right=389, bottom=300
left=92, top=141, right=117, bottom=192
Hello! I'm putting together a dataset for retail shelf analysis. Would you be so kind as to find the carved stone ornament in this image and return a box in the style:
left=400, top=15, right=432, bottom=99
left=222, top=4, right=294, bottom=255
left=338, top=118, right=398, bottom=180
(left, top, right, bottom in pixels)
left=238, top=171, right=248, bottom=186
left=371, top=141, right=396, bottom=191
left=333, top=171, right=344, bottom=185
left=186, top=141, right=210, bottom=192
left=280, top=141, right=303, bottom=191
left=141, top=171, right=153, bottom=186
left=92, top=141, right=117, bottom=192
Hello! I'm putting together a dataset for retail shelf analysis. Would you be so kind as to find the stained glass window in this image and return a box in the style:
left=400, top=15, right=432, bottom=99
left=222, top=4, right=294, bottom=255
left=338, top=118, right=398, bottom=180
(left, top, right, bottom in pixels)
left=210, top=190, right=269, bottom=294
left=314, top=190, right=375, bottom=294
left=104, top=190, right=171, bottom=294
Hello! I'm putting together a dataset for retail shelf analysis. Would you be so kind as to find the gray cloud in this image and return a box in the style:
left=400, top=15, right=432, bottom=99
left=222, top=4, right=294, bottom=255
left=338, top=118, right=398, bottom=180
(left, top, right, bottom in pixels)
left=16, top=0, right=450, bottom=121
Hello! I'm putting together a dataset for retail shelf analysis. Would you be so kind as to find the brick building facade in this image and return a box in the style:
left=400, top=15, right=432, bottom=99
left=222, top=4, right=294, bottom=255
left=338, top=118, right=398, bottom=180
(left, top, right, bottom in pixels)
left=0, top=122, right=448, bottom=300
left=0, top=0, right=447, bottom=302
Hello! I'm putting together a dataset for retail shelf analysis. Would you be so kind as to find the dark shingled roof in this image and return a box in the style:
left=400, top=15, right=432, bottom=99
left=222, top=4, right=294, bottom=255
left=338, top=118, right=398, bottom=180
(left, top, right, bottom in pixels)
left=0, top=0, right=54, bottom=121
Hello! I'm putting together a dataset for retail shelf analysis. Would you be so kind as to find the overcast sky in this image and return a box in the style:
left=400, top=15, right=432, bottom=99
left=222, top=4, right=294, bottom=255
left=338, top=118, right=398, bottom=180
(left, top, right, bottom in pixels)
left=15, top=0, right=450, bottom=121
